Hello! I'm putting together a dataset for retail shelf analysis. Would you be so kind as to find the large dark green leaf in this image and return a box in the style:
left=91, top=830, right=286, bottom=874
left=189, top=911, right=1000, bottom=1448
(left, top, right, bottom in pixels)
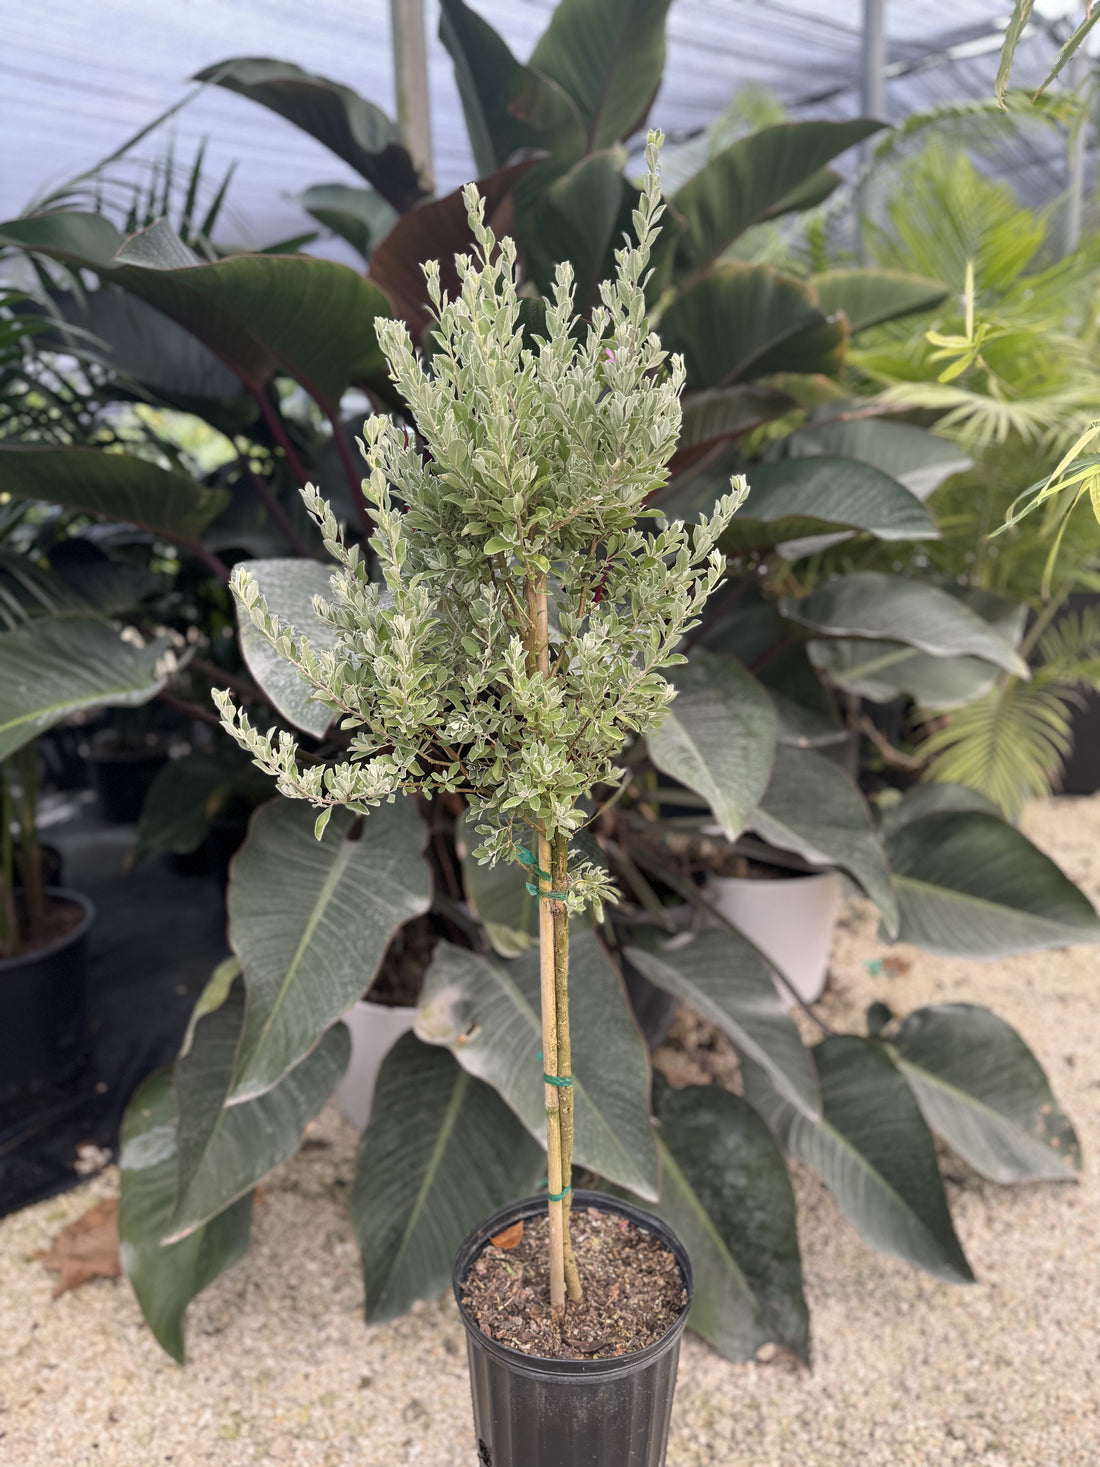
left=810, top=270, right=948, bottom=334
left=0, top=213, right=392, bottom=410
left=716, top=457, right=937, bottom=554
left=353, top=1033, right=544, bottom=1321
left=660, top=265, right=844, bottom=390
left=529, top=0, right=672, bottom=152
left=167, top=1021, right=349, bottom=1240
left=0, top=446, right=228, bottom=542
left=233, top=557, right=341, bottom=738
left=646, top=650, right=778, bottom=842
left=670, top=121, right=882, bottom=280
left=227, top=798, right=433, bottom=1100
left=885, top=810, right=1100, bottom=956
left=783, top=418, right=970, bottom=501
left=525, top=151, right=624, bottom=310
left=194, top=58, right=425, bottom=211
left=624, top=929, right=818, bottom=1117
left=809, top=638, right=1007, bottom=710
left=456, top=813, right=539, bottom=957
left=118, top=1069, right=252, bottom=1363
left=640, top=1081, right=808, bottom=1360
left=890, top=1004, right=1080, bottom=1183
left=369, top=159, right=542, bottom=340
left=744, top=1037, right=974, bottom=1283
left=439, top=0, right=583, bottom=174
left=750, top=744, right=898, bottom=932
left=0, top=616, right=170, bottom=760
left=135, top=747, right=270, bottom=860
left=416, top=930, right=658, bottom=1197
left=877, top=782, right=1000, bottom=840
left=783, top=572, right=1029, bottom=677
left=675, top=386, right=795, bottom=466
left=291, top=184, right=398, bottom=260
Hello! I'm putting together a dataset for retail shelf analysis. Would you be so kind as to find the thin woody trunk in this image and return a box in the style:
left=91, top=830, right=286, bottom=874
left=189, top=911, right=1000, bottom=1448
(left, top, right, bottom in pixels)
left=525, top=574, right=571, bottom=1315
left=552, top=831, right=582, bottom=1302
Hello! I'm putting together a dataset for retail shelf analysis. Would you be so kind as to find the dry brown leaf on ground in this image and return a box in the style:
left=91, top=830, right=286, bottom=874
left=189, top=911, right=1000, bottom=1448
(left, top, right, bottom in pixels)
left=490, top=1220, right=524, bottom=1250
left=33, top=1197, right=121, bottom=1297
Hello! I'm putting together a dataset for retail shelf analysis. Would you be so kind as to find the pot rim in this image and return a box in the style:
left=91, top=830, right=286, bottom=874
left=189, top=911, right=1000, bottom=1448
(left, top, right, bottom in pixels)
left=704, top=868, right=841, bottom=891
left=453, top=1188, right=693, bottom=1379
left=0, top=887, right=96, bottom=972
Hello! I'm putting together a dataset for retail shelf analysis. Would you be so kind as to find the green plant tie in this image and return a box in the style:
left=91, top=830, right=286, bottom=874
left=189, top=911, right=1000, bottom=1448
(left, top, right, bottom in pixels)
left=536, top=1051, right=573, bottom=1087
left=547, top=1184, right=571, bottom=1203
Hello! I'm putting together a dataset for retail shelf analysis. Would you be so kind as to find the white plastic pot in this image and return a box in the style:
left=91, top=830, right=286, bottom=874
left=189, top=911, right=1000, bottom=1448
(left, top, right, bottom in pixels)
left=334, top=999, right=419, bottom=1130
left=702, top=869, right=843, bottom=1007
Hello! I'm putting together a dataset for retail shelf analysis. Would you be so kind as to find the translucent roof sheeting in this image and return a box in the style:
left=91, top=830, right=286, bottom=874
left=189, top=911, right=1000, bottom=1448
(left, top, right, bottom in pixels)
left=1, top=1, right=1088, bottom=255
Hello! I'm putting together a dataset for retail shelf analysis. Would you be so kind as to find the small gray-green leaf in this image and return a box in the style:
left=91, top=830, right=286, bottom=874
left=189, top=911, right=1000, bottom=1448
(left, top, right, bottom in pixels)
left=353, top=1033, right=544, bottom=1321
left=744, top=1036, right=974, bottom=1283
left=228, top=798, right=432, bottom=1100
left=118, top=1070, right=252, bottom=1363
left=647, top=651, right=777, bottom=842
left=890, top=1003, right=1080, bottom=1183
left=235, top=558, right=341, bottom=737
left=624, top=930, right=819, bottom=1118
left=416, top=930, right=658, bottom=1198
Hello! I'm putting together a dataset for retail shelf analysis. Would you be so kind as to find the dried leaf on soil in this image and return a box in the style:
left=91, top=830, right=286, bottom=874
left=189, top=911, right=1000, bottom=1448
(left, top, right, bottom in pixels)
left=34, top=1197, right=121, bottom=1297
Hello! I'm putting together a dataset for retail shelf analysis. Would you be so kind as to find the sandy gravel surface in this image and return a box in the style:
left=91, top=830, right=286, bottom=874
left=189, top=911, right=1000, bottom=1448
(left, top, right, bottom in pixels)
left=2, top=796, right=1098, bottom=1466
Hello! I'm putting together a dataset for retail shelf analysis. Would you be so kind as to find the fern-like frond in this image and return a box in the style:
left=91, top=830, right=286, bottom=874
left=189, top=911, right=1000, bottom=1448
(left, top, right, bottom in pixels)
left=920, top=680, right=1074, bottom=821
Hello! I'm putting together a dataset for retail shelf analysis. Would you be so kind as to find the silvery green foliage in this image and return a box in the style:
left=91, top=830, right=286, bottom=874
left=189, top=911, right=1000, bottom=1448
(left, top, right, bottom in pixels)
left=215, top=132, right=746, bottom=910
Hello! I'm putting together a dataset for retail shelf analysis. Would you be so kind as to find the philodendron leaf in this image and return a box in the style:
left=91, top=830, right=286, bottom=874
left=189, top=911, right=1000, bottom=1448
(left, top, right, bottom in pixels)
left=234, top=557, right=341, bottom=737
left=743, top=1037, right=974, bottom=1284
left=876, top=782, right=1000, bottom=840
left=168, top=1021, right=349, bottom=1240
left=646, top=650, right=777, bottom=843
left=670, top=120, right=882, bottom=279
left=889, top=1004, right=1081, bottom=1183
left=884, top=810, right=1100, bottom=956
left=227, top=798, right=432, bottom=1100
left=660, top=265, right=842, bottom=389
left=637, top=1081, right=808, bottom=1361
left=456, top=812, right=539, bottom=956
left=809, top=270, right=948, bottom=334
left=0, top=445, right=229, bottom=542
left=0, top=212, right=392, bottom=410
left=195, top=58, right=425, bottom=212
left=783, top=418, right=970, bottom=501
left=529, top=0, right=672, bottom=153
left=439, top=0, right=583, bottom=174
left=624, top=930, right=819, bottom=1118
left=782, top=572, right=1029, bottom=678
left=118, top=1069, right=252, bottom=1363
left=0, top=616, right=171, bottom=760
left=291, top=184, right=399, bottom=260
left=718, top=457, right=937, bottom=553
left=353, top=1033, right=544, bottom=1322
left=416, top=930, right=658, bottom=1198
left=749, top=744, right=899, bottom=934
left=809, top=638, right=1007, bottom=711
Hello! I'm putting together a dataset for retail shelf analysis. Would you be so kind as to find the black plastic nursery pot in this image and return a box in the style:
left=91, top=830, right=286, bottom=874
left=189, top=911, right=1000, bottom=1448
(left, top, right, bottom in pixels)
left=89, top=745, right=169, bottom=824
left=0, top=888, right=95, bottom=1099
left=453, top=1189, right=693, bottom=1467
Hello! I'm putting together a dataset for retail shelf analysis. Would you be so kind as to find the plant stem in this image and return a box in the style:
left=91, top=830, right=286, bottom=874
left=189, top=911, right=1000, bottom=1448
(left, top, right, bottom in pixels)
left=552, top=831, right=582, bottom=1303
left=0, top=761, right=17, bottom=959
left=524, top=571, right=570, bottom=1315
left=323, top=406, right=375, bottom=543
left=250, top=386, right=311, bottom=489
left=237, top=450, right=316, bottom=559
left=538, top=827, right=567, bottom=1315
left=16, top=741, right=46, bottom=944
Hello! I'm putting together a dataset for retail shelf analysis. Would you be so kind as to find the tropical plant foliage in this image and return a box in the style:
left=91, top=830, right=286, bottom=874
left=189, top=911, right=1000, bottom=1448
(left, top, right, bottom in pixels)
left=0, top=0, right=1091, bottom=1365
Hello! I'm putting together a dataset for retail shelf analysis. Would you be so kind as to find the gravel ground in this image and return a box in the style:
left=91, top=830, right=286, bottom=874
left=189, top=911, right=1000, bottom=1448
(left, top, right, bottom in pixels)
left=2, top=796, right=1098, bottom=1466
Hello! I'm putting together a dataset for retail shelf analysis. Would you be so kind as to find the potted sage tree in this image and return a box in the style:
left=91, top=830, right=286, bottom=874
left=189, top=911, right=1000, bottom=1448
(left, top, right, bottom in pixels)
left=214, top=132, right=734, bottom=1465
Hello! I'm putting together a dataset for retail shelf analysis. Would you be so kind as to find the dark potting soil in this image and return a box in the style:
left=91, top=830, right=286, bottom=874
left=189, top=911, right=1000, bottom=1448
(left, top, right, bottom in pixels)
left=7, top=895, right=86, bottom=959
left=461, top=1208, right=686, bottom=1360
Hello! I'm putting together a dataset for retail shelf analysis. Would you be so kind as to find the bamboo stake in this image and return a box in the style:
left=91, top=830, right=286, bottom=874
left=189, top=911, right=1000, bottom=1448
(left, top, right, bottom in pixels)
left=552, top=831, right=582, bottom=1302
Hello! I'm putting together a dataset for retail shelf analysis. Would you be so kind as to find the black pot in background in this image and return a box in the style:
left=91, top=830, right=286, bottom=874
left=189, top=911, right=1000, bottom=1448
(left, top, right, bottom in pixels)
left=1061, top=692, right=1100, bottom=794
left=454, top=1190, right=693, bottom=1467
left=203, top=808, right=252, bottom=892
left=90, top=745, right=169, bottom=824
left=0, top=888, right=95, bottom=1100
